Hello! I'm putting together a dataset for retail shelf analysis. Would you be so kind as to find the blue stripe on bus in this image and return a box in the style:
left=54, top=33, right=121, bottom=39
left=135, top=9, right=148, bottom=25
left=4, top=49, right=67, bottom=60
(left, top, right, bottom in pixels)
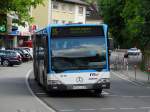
left=104, top=24, right=109, bottom=71
left=47, top=26, right=51, bottom=73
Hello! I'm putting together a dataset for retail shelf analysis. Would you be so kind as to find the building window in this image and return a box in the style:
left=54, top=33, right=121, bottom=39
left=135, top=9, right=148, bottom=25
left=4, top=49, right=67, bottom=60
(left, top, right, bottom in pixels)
left=53, top=20, right=59, bottom=24
left=62, top=20, right=66, bottom=24
left=53, top=2, right=59, bottom=10
left=69, top=5, right=74, bottom=13
left=79, top=6, right=84, bottom=15
left=61, top=4, right=66, bottom=11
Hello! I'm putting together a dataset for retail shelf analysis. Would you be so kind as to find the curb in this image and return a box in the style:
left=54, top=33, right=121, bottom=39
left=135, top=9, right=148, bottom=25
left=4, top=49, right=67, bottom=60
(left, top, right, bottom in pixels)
left=26, top=69, right=56, bottom=112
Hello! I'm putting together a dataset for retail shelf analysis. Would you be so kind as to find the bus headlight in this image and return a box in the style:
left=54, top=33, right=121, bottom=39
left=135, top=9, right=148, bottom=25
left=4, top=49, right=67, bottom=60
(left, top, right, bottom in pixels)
left=97, top=78, right=110, bottom=84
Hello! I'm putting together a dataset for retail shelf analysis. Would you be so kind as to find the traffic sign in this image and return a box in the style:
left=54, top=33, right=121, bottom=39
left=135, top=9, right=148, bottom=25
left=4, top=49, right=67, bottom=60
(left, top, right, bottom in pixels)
left=0, top=14, right=7, bottom=33
left=0, top=25, right=6, bottom=32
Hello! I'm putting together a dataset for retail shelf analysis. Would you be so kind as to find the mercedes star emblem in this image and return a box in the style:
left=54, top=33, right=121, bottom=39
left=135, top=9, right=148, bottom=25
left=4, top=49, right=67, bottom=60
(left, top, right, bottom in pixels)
left=76, top=77, right=84, bottom=83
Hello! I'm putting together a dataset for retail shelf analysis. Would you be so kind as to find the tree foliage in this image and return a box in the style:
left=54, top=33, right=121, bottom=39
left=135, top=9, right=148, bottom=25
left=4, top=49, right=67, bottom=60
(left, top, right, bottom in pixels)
left=0, top=0, right=45, bottom=25
left=97, top=0, right=150, bottom=49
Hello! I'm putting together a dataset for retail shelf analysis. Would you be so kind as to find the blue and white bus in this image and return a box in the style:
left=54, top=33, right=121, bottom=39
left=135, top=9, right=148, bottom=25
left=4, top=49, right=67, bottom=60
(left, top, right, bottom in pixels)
left=32, top=24, right=110, bottom=95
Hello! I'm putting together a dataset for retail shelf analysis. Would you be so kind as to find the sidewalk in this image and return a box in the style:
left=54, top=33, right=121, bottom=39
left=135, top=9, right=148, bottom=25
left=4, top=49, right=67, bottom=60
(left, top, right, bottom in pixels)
left=112, top=68, right=150, bottom=87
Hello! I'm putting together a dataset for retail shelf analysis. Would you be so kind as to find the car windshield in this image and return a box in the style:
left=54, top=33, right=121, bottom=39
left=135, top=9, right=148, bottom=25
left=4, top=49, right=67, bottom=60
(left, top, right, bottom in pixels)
left=51, top=37, right=107, bottom=73
left=5, top=51, right=17, bottom=57
left=130, top=48, right=137, bottom=50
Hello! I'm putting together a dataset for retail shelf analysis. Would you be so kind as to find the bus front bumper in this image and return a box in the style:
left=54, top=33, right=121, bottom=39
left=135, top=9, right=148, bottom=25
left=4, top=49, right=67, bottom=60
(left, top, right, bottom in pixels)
left=47, top=83, right=110, bottom=91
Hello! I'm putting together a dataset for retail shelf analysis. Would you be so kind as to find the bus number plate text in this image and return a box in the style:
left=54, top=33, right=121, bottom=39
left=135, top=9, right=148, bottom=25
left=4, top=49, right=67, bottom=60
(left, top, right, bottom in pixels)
left=72, top=86, right=87, bottom=90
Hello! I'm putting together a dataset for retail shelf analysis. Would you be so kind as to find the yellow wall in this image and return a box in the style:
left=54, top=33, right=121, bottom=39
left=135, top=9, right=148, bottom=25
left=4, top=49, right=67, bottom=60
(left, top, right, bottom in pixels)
left=32, top=0, right=48, bottom=29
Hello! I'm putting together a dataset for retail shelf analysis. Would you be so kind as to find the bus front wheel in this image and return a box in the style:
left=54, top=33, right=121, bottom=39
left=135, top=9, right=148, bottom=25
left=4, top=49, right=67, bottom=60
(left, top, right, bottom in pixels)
left=94, top=89, right=102, bottom=97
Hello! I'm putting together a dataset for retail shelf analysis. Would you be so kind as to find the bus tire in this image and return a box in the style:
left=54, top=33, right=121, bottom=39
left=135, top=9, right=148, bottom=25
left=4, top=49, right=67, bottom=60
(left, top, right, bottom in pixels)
left=43, top=68, right=49, bottom=92
left=33, top=63, right=38, bottom=81
left=94, top=89, right=102, bottom=97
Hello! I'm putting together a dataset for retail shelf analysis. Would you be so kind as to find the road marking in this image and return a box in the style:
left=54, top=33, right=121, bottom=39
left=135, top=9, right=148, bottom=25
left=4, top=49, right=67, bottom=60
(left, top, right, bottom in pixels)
left=107, top=95, right=118, bottom=97
left=101, top=108, right=116, bottom=110
left=80, top=109, right=96, bottom=111
left=60, top=109, right=75, bottom=112
left=139, top=96, right=150, bottom=98
left=122, top=96, right=134, bottom=98
left=16, top=109, right=25, bottom=112
left=120, top=107, right=136, bottom=110
left=26, top=69, right=56, bottom=112
left=36, top=92, right=47, bottom=95
left=140, top=107, right=150, bottom=109
left=111, top=71, right=140, bottom=86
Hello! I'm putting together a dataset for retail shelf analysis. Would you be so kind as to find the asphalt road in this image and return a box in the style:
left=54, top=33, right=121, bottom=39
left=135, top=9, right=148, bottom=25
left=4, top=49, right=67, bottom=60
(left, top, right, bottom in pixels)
left=0, top=62, right=54, bottom=112
left=29, top=69, right=150, bottom=112
left=0, top=52, right=149, bottom=112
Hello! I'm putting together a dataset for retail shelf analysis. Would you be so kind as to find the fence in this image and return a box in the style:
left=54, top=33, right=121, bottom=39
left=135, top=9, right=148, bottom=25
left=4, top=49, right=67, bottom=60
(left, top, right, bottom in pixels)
left=142, top=51, right=150, bottom=72
left=111, top=53, right=150, bottom=83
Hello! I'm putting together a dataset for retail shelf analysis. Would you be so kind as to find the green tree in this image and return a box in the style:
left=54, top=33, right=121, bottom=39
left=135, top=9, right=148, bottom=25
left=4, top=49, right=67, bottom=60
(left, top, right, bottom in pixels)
left=97, top=0, right=150, bottom=49
left=97, top=0, right=126, bottom=48
left=0, top=0, right=45, bottom=25
left=140, top=0, right=150, bottom=49
left=121, top=0, right=145, bottom=48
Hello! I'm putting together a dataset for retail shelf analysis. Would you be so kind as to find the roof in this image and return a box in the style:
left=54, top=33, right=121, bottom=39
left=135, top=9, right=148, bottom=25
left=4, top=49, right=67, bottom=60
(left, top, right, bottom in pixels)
left=53, top=0, right=88, bottom=6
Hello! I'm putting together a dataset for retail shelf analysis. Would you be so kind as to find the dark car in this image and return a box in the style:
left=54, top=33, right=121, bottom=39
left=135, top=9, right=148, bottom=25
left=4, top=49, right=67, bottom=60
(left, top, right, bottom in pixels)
left=11, top=48, right=31, bottom=62
left=16, top=47, right=33, bottom=60
left=0, top=50, right=22, bottom=66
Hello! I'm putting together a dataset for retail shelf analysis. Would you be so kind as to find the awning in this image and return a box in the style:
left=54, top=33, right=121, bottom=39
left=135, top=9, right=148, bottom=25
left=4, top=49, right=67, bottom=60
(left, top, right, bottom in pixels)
left=20, top=31, right=31, bottom=36
left=9, top=30, right=20, bottom=36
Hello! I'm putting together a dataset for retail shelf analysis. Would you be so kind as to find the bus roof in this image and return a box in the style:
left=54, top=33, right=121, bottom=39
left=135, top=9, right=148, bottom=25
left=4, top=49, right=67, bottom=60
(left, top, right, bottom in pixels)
left=47, top=23, right=106, bottom=27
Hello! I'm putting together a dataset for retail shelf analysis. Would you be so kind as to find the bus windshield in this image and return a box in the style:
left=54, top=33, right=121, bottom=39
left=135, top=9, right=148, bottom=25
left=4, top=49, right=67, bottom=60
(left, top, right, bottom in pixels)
left=51, top=37, right=107, bottom=73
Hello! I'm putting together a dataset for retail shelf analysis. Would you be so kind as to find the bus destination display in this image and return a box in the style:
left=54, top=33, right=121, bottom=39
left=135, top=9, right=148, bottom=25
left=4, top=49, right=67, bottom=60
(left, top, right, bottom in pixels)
left=51, top=26, right=104, bottom=38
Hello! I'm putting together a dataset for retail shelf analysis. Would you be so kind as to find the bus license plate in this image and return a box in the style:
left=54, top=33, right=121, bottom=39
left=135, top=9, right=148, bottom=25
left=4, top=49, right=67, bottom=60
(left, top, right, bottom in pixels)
left=73, top=86, right=87, bottom=90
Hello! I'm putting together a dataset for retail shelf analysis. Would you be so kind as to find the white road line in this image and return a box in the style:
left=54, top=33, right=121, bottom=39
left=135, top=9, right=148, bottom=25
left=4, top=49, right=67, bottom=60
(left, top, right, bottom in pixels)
left=36, top=92, right=47, bottom=95
left=138, top=96, right=150, bottom=98
left=120, top=108, right=136, bottom=110
left=111, top=71, right=139, bottom=86
left=121, top=96, right=134, bottom=98
left=80, top=109, right=96, bottom=111
left=140, top=107, right=150, bottom=109
left=101, top=108, right=116, bottom=110
left=25, top=69, right=56, bottom=112
left=60, top=109, right=75, bottom=112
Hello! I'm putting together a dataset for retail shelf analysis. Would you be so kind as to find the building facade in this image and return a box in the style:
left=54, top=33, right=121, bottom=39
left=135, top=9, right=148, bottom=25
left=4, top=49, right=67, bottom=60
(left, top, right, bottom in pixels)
left=31, top=0, right=87, bottom=29
left=0, top=14, right=31, bottom=49
left=85, top=2, right=103, bottom=24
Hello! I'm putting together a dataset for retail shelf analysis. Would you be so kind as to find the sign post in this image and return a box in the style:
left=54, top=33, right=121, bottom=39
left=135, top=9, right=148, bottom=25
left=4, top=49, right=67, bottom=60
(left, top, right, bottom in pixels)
left=148, top=66, right=150, bottom=81
left=0, top=14, right=7, bottom=33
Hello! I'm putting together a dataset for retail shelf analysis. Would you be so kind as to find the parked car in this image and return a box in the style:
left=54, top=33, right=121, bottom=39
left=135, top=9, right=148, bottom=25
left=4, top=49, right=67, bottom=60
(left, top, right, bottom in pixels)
left=17, top=47, right=33, bottom=59
left=127, top=48, right=141, bottom=55
left=0, top=50, right=22, bottom=66
left=10, top=48, right=31, bottom=62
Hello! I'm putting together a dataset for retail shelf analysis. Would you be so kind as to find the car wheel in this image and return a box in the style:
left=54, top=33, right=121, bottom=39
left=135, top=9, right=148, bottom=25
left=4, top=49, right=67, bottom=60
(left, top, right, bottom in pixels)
left=2, top=60, right=9, bottom=67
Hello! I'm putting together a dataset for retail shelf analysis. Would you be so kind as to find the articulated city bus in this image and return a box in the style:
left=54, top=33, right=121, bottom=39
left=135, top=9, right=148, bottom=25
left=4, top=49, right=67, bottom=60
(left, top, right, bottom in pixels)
left=32, top=24, right=110, bottom=95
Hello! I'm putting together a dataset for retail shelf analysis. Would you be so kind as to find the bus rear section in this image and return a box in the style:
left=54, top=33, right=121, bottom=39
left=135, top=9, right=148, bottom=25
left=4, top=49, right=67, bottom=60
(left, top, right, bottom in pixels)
left=33, top=24, right=110, bottom=95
